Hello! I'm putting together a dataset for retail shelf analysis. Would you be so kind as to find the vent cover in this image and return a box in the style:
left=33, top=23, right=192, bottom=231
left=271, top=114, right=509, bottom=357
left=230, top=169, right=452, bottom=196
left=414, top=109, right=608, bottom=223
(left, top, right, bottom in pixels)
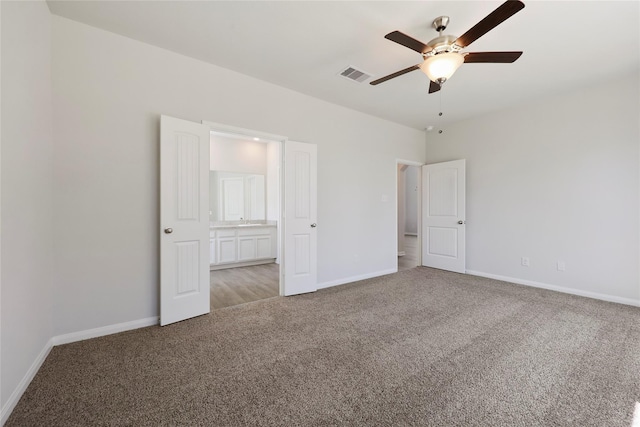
left=338, top=66, right=372, bottom=83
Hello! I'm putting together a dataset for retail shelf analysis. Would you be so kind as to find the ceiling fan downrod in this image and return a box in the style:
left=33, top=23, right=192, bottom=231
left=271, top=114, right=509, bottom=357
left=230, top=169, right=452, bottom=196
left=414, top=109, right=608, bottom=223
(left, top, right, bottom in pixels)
left=432, top=16, right=449, bottom=34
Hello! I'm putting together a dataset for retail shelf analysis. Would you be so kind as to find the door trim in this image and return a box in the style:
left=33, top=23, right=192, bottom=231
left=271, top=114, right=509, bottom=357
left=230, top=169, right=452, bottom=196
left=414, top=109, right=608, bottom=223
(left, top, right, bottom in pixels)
left=202, top=121, right=287, bottom=143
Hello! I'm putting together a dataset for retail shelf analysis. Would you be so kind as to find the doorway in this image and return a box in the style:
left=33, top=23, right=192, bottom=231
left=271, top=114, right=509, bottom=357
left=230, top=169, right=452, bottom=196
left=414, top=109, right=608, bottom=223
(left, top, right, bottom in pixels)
left=397, top=161, right=422, bottom=271
left=208, top=130, right=282, bottom=309
left=160, top=116, right=318, bottom=325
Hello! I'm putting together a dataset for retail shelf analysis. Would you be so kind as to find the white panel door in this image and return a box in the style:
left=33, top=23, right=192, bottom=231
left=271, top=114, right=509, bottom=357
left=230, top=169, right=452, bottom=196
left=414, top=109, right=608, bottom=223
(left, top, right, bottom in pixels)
left=160, top=115, right=210, bottom=326
left=283, top=141, right=317, bottom=296
left=421, top=159, right=466, bottom=273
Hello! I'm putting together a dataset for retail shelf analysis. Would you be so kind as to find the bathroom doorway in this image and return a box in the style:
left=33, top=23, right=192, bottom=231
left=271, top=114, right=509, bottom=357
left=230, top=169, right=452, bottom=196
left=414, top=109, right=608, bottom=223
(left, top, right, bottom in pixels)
left=397, top=162, right=422, bottom=271
left=208, top=130, right=282, bottom=309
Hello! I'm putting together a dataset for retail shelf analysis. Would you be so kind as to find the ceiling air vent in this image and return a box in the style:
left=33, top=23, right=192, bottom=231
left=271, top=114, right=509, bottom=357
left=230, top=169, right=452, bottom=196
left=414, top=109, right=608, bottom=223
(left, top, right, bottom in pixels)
left=339, top=66, right=372, bottom=83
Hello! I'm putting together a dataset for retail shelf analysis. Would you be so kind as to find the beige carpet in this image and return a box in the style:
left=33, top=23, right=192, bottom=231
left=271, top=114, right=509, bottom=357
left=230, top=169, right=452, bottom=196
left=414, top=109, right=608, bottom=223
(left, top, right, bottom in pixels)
left=7, top=267, right=640, bottom=426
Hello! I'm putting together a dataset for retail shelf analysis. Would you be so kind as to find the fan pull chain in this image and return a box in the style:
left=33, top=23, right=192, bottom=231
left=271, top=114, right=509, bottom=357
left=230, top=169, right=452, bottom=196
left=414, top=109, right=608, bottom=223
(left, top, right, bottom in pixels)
left=438, top=91, right=444, bottom=134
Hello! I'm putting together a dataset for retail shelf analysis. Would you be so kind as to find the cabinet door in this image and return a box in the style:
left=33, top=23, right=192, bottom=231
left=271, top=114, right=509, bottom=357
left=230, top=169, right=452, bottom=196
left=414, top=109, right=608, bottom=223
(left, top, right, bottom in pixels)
left=209, top=238, right=217, bottom=264
left=238, top=237, right=257, bottom=261
left=217, top=238, right=237, bottom=264
left=256, top=236, right=272, bottom=259
left=221, top=178, right=244, bottom=221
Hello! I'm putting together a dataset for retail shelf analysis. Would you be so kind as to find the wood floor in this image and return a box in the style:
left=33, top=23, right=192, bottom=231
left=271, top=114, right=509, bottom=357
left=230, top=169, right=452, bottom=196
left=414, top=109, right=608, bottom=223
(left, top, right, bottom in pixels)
left=210, top=263, right=280, bottom=310
left=212, top=236, right=414, bottom=309
left=398, top=234, right=419, bottom=271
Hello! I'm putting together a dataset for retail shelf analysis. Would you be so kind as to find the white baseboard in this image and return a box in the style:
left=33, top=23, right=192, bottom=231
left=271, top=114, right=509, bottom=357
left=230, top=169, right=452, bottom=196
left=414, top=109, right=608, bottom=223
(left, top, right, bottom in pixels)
left=52, top=316, right=159, bottom=346
left=317, top=268, right=397, bottom=290
left=1, top=316, right=160, bottom=425
left=466, top=270, right=640, bottom=307
left=1, top=338, right=54, bottom=426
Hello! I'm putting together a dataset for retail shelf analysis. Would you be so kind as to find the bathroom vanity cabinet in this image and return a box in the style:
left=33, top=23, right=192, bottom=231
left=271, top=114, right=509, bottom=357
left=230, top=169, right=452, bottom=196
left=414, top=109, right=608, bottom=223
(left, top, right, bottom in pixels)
left=209, top=225, right=277, bottom=270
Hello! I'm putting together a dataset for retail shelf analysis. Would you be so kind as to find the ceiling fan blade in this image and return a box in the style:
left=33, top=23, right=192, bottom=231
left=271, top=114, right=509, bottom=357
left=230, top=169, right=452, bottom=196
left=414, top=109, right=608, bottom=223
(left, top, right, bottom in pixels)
left=385, top=31, right=432, bottom=54
left=428, top=80, right=441, bottom=94
left=370, top=64, right=421, bottom=86
left=454, top=0, right=525, bottom=48
left=464, top=51, right=523, bottom=63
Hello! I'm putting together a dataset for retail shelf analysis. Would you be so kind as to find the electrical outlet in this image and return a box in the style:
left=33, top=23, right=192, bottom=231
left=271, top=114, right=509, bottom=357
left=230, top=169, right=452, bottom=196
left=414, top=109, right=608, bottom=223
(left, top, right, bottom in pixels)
left=557, top=261, right=566, bottom=271
left=521, top=257, right=530, bottom=267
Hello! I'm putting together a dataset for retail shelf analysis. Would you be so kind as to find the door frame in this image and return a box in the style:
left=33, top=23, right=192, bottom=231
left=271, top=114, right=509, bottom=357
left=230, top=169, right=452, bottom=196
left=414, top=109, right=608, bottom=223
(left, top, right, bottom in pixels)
left=202, top=120, right=287, bottom=296
left=396, top=159, right=424, bottom=271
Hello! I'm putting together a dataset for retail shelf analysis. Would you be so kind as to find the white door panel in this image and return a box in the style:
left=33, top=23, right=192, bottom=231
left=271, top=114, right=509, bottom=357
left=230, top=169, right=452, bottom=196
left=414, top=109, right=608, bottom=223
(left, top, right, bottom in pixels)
left=422, top=159, right=466, bottom=273
left=283, top=141, right=317, bottom=296
left=160, top=115, right=210, bottom=326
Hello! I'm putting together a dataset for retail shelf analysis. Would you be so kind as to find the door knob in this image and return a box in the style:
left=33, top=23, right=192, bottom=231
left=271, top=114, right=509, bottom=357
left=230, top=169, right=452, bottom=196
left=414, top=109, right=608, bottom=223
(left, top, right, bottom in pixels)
left=457, top=221, right=465, bottom=225
left=164, top=228, right=173, bottom=234
left=310, top=223, right=317, bottom=228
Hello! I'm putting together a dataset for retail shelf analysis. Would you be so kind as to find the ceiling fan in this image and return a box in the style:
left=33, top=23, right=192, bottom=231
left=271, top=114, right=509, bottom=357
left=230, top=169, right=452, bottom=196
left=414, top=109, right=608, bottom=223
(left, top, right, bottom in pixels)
left=370, top=0, right=525, bottom=93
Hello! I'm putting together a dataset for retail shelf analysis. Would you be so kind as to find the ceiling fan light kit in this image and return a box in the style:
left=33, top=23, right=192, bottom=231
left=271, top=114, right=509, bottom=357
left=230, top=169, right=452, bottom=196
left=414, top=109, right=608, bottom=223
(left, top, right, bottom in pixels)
left=420, top=52, right=464, bottom=85
left=370, top=0, right=525, bottom=92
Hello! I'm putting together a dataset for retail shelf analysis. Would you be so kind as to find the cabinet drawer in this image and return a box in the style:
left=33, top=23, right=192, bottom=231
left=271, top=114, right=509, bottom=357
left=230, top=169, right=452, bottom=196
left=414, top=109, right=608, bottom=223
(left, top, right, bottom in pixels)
left=237, top=227, right=273, bottom=237
left=216, top=229, right=237, bottom=238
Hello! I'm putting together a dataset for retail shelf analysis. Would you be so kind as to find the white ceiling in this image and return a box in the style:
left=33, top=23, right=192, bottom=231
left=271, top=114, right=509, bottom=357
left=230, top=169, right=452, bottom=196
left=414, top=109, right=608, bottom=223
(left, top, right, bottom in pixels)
left=47, top=1, right=639, bottom=130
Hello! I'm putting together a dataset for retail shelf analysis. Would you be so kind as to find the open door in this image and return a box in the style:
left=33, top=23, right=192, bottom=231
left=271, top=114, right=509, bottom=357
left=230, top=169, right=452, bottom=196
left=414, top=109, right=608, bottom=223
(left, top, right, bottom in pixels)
left=160, top=115, right=210, bottom=325
left=283, top=141, right=317, bottom=296
left=421, top=159, right=466, bottom=273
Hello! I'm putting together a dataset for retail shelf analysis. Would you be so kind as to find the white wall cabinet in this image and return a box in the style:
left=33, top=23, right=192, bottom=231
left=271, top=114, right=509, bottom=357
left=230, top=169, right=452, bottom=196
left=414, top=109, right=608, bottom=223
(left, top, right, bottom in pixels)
left=210, top=226, right=276, bottom=269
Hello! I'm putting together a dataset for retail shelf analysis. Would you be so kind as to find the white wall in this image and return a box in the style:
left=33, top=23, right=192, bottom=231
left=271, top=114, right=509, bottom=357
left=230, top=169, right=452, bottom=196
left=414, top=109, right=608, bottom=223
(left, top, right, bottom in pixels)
left=1, top=0, right=54, bottom=416
left=426, top=72, right=640, bottom=304
left=51, top=16, right=425, bottom=336
left=210, top=135, right=267, bottom=174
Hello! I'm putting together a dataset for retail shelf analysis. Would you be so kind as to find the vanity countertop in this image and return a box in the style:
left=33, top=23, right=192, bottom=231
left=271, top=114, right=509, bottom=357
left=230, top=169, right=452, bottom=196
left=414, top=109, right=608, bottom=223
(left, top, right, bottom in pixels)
left=210, top=222, right=277, bottom=230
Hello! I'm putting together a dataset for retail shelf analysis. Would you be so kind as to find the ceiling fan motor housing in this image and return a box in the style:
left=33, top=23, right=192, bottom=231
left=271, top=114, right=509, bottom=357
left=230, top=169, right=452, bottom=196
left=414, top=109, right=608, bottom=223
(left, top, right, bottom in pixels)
left=425, top=34, right=461, bottom=56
